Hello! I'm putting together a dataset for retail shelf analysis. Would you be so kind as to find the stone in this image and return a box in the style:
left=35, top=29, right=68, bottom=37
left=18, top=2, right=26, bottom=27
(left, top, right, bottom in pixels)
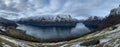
left=80, top=39, right=100, bottom=46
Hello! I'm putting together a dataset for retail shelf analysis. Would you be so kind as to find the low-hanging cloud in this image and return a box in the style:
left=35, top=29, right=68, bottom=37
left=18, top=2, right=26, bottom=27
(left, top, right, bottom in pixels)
left=0, top=0, right=120, bottom=20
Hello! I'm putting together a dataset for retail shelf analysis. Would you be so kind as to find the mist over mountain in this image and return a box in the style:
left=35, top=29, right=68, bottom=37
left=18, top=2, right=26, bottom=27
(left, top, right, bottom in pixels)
left=0, top=0, right=119, bottom=20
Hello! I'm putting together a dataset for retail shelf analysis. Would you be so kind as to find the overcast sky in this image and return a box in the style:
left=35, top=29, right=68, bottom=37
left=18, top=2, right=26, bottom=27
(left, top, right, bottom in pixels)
left=37, top=0, right=120, bottom=19
left=0, top=0, right=120, bottom=19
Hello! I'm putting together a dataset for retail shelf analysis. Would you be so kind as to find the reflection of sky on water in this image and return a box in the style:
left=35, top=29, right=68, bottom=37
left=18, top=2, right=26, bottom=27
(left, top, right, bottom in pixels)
left=17, top=23, right=90, bottom=40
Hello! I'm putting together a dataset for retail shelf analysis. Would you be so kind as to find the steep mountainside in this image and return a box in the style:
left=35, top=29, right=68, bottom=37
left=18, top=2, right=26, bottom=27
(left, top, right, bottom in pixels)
left=99, top=6, right=120, bottom=30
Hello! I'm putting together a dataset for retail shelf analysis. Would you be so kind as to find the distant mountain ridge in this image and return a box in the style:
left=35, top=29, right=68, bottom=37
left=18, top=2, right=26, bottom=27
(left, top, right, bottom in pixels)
left=82, top=16, right=103, bottom=30
left=83, top=5, right=120, bottom=31
left=0, top=17, right=17, bottom=28
left=17, top=14, right=78, bottom=27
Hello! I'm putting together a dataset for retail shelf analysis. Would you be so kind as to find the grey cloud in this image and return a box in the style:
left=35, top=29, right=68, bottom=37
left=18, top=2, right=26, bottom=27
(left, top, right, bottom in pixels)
left=0, top=0, right=120, bottom=20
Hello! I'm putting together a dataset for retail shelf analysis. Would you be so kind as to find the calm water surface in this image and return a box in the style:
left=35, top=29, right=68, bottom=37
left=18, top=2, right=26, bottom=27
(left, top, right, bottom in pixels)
left=17, top=23, right=90, bottom=40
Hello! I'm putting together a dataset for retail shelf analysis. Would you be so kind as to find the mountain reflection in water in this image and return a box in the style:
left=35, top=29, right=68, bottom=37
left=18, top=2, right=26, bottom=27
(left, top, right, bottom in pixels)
left=17, top=23, right=90, bottom=40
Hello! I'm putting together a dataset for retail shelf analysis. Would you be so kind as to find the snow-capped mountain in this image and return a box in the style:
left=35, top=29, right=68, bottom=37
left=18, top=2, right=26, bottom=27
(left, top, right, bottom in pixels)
left=99, top=5, right=120, bottom=30
left=82, top=16, right=103, bottom=30
left=17, top=14, right=78, bottom=27
left=110, top=5, right=120, bottom=16
left=19, top=15, right=75, bottom=22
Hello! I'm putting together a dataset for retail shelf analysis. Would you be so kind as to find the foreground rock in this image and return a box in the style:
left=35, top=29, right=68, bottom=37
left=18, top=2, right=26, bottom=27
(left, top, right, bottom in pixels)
left=80, top=39, right=100, bottom=46
left=17, top=15, right=78, bottom=27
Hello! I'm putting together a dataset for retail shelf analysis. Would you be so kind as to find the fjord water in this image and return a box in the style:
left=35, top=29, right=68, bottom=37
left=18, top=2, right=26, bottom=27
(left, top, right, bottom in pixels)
left=17, top=23, right=90, bottom=41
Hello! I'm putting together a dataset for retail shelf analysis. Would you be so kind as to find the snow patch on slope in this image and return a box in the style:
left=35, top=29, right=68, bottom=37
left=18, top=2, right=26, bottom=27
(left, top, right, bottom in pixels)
left=0, top=35, right=31, bottom=47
